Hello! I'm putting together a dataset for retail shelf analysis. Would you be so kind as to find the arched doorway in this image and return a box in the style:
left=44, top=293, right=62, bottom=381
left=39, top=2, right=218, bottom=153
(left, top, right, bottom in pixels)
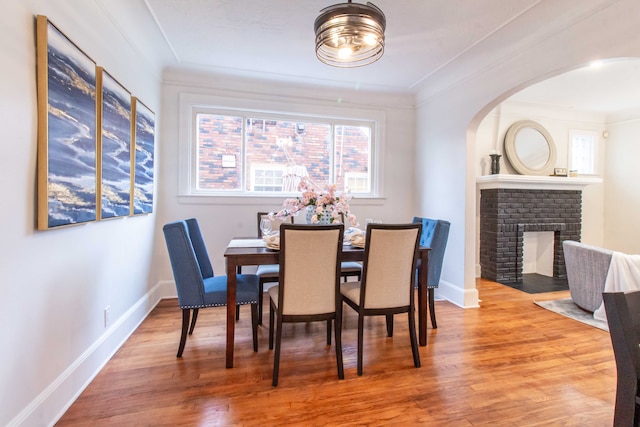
left=472, top=58, right=640, bottom=292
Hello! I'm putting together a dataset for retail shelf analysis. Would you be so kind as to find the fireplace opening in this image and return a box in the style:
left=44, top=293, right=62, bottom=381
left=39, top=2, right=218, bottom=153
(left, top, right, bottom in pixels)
left=499, top=228, right=568, bottom=293
left=523, top=231, right=554, bottom=277
left=511, top=231, right=568, bottom=293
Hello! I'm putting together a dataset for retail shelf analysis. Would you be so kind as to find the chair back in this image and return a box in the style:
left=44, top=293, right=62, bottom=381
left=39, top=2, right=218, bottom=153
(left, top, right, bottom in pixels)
left=412, top=217, right=450, bottom=288
left=603, top=290, right=640, bottom=426
left=279, top=224, right=343, bottom=315
left=360, top=224, right=421, bottom=309
left=184, top=218, right=214, bottom=279
left=163, top=219, right=206, bottom=308
left=258, top=212, right=293, bottom=237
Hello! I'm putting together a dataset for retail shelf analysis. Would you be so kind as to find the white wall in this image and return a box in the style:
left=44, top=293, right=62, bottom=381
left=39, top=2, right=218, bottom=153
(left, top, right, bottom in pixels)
left=414, top=0, right=640, bottom=308
left=156, top=69, right=417, bottom=280
left=1, top=1, right=163, bottom=425
left=603, top=112, right=640, bottom=253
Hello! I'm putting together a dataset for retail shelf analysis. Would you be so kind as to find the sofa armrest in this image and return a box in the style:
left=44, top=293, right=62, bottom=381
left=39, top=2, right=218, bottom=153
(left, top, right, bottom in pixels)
left=563, top=240, right=613, bottom=312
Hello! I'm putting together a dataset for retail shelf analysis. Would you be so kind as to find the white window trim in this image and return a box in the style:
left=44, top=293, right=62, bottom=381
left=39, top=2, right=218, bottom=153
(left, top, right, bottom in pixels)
left=178, top=92, right=386, bottom=204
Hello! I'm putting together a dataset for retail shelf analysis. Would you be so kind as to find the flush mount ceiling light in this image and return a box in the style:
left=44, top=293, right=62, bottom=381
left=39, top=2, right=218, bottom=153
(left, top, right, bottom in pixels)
left=314, top=0, right=386, bottom=68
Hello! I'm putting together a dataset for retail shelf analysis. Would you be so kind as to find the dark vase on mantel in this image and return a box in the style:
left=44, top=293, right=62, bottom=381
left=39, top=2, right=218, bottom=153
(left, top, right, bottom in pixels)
left=490, top=154, right=502, bottom=174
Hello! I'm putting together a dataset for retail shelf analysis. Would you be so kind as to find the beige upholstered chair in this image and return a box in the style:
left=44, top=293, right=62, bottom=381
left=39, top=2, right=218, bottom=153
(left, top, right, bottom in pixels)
left=255, top=212, right=293, bottom=324
left=268, top=224, right=345, bottom=386
left=257, top=212, right=359, bottom=323
left=340, top=223, right=422, bottom=376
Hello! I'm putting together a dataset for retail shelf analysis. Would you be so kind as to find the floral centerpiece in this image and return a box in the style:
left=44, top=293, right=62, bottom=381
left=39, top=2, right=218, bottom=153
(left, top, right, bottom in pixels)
left=271, top=177, right=358, bottom=226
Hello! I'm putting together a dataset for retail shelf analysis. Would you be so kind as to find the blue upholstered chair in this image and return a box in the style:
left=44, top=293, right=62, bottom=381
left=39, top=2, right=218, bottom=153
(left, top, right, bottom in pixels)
left=163, top=218, right=260, bottom=357
left=412, top=217, right=450, bottom=329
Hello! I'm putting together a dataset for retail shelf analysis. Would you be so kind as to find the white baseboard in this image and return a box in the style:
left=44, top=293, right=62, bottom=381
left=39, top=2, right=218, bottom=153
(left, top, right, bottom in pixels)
left=435, top=279, right=480, bottom=309
left=8, top=280, right=176, bottom=427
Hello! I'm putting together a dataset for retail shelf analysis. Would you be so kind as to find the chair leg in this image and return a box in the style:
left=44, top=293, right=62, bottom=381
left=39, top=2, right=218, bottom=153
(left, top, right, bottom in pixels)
left=335, top=303, right=344, bottom=380
left=357, top=313, right=365, bottom=376
left=613, top=372, right=638, bottom=426
left=408, top=309, right=421, bottom=368
left=326, top=319, right=332, bottom=345
left=188, top=308, right=199, bottom=335
left=258, top=282, right=264, bottom=325
left=429, top=288, right=437, bottom=329
left=251, top=303, right=258, bottom=352
left=269, top=300, right=275, bottom=350
left=386, top=314, right=394, bottom=337
left=177, top=309, right=190, bottom=358
left=236, top=304, right=240, bottom=321
left=272, top=313, right=283, bottom=386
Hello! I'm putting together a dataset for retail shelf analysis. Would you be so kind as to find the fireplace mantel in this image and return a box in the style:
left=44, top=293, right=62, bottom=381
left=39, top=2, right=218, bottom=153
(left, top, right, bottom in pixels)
left=476, top=174, right=602, bottom=190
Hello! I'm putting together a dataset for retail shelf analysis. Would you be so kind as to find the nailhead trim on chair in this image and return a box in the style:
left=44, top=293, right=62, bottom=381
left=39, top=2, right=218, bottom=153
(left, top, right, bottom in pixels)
left=179, top=300, right=258, bottom=309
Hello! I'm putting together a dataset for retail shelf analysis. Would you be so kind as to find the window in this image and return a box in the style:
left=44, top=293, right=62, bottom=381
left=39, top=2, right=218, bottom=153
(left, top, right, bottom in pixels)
left=344, top=172, right=370, bottom=193
left=569, top=130, right=599, bottom=175
left=181, top=95, right=381, bottom=198
left=251, top=166, right=284, bottom=192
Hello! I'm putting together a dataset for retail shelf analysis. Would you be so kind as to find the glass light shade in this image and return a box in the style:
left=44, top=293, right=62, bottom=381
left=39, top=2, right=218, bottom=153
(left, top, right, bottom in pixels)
left=314, top=1, right=386, bottom=68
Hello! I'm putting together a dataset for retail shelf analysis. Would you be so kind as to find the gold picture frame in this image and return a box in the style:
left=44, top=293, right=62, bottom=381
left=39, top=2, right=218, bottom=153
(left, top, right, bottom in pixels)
left=36, top=15, right=98, bottom=229
left=131, top=97, right=155, bottom=215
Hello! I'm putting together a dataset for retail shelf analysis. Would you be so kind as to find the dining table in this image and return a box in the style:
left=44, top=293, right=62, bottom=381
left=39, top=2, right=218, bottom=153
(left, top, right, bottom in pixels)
left=223, top=238, right=430, bottom=368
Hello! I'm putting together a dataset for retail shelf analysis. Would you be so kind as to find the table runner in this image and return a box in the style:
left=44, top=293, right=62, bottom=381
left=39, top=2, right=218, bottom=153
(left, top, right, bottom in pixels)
left=228, top=239, right=266, bottom=248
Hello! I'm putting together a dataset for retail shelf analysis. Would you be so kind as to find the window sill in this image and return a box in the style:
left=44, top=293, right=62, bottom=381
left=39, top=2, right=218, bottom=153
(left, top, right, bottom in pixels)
left=177, top=194, right=386, bottom=206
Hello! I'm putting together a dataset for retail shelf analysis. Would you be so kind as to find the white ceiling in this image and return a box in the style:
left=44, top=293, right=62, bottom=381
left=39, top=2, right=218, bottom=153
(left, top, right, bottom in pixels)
left=144, top=0, right=542, bottom=91
left=508, top=59, right=640, bottom=114
left=114, top=0, right=640, bottom=113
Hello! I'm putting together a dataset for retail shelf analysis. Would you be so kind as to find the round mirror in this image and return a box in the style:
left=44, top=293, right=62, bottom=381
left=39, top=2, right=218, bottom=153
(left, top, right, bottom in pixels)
left=504, top=120, right=556, bottom=175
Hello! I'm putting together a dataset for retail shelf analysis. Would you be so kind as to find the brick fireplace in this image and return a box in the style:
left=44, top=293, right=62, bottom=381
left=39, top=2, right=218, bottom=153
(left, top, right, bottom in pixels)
left=477, top=175, right=600, bottom=284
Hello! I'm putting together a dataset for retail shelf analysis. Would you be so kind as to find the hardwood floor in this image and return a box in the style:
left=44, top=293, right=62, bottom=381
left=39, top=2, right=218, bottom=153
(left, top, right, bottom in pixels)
left=56, top=279, right=616, bottom=426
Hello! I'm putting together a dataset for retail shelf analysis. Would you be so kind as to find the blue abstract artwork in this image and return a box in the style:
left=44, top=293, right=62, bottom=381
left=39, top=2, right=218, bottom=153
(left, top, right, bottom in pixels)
left=133, top=99, right=155, bottom=214
left=38, top=18, right=97, bottom=229
left=100, top=69, right=131, bottom=219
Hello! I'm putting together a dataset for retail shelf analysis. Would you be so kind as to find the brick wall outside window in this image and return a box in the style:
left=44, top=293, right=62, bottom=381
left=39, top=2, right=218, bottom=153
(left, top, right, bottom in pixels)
left=197, top=114, right=369, bottom=192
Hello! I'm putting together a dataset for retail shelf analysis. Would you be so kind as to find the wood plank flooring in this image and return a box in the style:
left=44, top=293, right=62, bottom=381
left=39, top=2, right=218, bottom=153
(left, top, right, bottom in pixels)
left=56, top=279, right=617, bottom=426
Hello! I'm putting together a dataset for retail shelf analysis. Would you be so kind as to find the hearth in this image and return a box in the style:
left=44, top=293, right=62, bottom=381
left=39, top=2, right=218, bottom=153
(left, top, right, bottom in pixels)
left=500, top=273, right=569, bottom=294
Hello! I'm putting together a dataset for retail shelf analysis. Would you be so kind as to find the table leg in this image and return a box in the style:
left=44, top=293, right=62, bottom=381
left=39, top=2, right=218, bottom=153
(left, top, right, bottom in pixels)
left=418, top=251, right=429, bottom=346
left=226, top=258, right=238, bottom=368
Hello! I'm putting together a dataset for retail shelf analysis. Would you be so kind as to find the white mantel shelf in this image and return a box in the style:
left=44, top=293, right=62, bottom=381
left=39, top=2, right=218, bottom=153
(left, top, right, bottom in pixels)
left=476, top=174, right=602, bottom=190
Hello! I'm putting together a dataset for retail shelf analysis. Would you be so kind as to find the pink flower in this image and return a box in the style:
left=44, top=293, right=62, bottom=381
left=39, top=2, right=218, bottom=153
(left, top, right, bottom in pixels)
left=270, top=177, right=357, bottom=226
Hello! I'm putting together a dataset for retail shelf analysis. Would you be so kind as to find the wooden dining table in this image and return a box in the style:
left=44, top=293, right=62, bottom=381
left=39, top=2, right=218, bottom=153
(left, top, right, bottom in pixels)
left=223, top=239, right=430, bottom=368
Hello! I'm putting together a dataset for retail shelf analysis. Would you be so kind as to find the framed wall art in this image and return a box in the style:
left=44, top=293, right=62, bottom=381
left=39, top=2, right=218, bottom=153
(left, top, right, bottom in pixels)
left=97, top=67, right=132, bottom=219
left=36, top=15, right=97, bottom=230
left=131, top=97, right=155, bottom=215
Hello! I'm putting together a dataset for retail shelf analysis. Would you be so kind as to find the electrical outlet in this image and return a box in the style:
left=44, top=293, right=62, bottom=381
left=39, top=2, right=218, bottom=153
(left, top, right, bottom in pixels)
left=104, top=306, right=111, bottom=328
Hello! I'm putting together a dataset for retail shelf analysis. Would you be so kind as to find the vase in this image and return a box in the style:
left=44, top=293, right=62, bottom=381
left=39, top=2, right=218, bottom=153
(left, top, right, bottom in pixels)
left=489, top=153, right=502, bottom=174
left=306, top=206, right=333, bottom=224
